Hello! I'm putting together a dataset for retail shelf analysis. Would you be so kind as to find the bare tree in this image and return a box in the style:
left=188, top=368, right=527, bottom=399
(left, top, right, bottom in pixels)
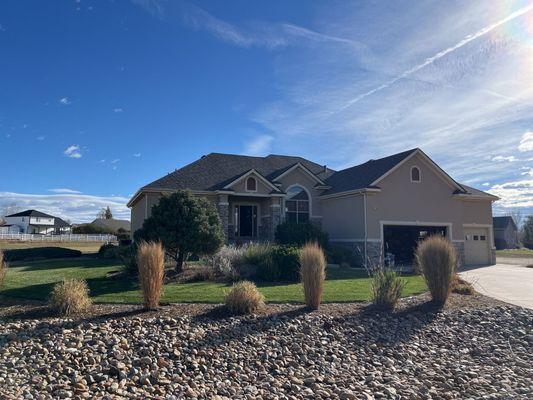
left=0, top=203, right=21, bottom=223
left=508, top=209, right=523, bottom=228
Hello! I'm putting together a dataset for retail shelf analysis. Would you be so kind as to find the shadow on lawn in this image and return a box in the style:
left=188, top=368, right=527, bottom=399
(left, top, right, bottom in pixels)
left=1, top=276, right=138, bottom=303
left=13, top=258, right=120, bottom=272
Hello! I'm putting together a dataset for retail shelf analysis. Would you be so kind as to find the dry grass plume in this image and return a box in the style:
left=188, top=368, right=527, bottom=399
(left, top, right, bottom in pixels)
left=137, top=241, right=165, bottom=310
left=299, top=242, right=326, bottom=310
left=415, top=235, right=457, bottom=304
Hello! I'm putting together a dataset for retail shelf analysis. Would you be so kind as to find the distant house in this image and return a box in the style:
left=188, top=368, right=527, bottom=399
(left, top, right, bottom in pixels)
left=3, top=210, right=72, bottom=235
left=90, top=218, right=131, bottom=233
left=493, top=216, right=519, bottom=249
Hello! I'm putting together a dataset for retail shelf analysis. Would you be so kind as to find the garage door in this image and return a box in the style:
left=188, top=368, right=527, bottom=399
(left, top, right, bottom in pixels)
left=383, top=225, right=447, bottom=265
left=464, top=227, right=490, bottom=265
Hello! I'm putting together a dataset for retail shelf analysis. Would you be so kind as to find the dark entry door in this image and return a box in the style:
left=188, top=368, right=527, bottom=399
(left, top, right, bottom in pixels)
left=383, top=225, right=447, bottom=265
left=238, top=205, right=257, bottom=237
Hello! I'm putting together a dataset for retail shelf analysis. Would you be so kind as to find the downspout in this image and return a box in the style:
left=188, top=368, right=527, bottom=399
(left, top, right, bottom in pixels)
left=363, top=192, right=368, bottom=268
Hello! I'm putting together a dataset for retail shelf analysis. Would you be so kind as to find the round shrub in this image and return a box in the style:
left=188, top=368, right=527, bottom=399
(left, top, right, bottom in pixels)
left=49, top=278, right=92, bottom=316
left=275, top=221, right=328, bottom=248
left=225, top=280, right=265, bottom=315
left=98, top=243, right=118, bottom=259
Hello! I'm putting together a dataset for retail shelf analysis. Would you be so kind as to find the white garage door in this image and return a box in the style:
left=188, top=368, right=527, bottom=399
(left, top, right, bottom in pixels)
left=464, top=227, right=490, bottom=265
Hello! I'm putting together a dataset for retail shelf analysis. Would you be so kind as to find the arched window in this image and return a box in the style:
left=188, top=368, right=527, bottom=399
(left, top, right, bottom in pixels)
left=411, top=166, right=421, bottom=182
left=285, top=186, right=310, bottom=223
left=246, top=177, right=257, bottom=191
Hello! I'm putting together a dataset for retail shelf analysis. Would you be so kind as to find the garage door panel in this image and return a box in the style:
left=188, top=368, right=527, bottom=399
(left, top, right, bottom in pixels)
left=464, top=228, right=490, bottom=265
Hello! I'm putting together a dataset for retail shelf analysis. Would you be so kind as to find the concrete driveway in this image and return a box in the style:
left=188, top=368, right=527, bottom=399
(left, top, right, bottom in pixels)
left=459, top=263, right=533, bottom=310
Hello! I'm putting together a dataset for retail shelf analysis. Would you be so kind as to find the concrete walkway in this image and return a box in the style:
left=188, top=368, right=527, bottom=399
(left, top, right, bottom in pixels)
left=459, top=263, right=533, bottom=310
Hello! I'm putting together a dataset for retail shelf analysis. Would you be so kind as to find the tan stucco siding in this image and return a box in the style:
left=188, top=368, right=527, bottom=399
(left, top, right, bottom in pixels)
left=461, top=201, right=492, bottom=225
left=365, top=153, right=492, bottom=241
left=229, top=176, right=273, bottom=195
left=321, top=195, right=365, bottom=239
left=131, top=194, right=147, bottom=234
left=276, top=168, right=323, bottom=216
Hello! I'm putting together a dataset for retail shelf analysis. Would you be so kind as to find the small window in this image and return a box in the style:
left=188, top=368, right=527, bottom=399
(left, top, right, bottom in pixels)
left=246, top=177, right=257, bottom=191
left=411, top=166, right=421, bottom=182
left=480, top=235, right=486, bottom=241
left=473, top=235, right=479, bottom=241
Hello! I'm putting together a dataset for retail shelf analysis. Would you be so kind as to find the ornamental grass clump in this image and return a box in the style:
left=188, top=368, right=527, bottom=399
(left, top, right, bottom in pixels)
left=137, top=241, right=165, bottom=310
left=415, top=235, right=457, bottom=304
left=225, top=280, right=265, bottom=315
left=371, top=268, right=405, bottom=310
left=299, top=242, right=326, bottom=310
left=49, top=278, right=92, bottom=316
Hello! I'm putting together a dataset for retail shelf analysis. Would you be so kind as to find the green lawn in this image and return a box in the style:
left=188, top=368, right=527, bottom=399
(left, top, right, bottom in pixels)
left=496, top=248, right=533, bottom=258
left=2, top=258, right=427, bottom=304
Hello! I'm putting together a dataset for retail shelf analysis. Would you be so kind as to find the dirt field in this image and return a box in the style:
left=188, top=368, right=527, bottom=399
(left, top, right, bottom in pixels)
left=0, top=240, right=103, bottom=254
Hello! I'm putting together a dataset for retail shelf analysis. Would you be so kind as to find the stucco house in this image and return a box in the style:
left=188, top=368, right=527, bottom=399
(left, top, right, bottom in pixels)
left=3, top=210, right=71, bottom=234
left=128, top=148, right=498, bottom=266
left=493, top=216, right=519, bottom=249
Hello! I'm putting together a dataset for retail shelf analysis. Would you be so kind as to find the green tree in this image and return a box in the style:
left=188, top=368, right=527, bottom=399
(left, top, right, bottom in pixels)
left=104, top=206, right=113, bottom=219
left=134, top=191, right=224, bottom=272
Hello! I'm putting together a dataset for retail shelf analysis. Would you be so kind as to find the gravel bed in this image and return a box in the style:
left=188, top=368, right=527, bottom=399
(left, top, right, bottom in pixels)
left=0, top=295, right=531, bottom=399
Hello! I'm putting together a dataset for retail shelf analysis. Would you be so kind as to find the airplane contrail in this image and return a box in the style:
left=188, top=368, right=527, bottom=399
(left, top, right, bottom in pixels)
left=340, top=3, right=533, bottom=110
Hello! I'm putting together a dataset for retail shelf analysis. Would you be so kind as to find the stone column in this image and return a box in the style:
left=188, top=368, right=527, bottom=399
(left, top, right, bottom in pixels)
left=216, top=194, right=230, bottom=242
left=270, top=197, right=282, bottom=241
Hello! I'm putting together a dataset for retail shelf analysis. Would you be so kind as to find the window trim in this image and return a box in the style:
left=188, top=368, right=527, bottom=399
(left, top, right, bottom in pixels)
left=410, top=166, right=421, bottom=183
left=245, top=176, right=257, bottom=192
left=284, top=184, right=311, bottom=223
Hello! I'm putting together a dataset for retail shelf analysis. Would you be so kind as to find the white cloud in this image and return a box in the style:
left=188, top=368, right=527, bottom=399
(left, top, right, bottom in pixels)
left=341, top=3, right=533, bottom=109
left=59, top=97, right=71, bottom=105
left=113, top=108, right=124, bottom=113
left=64, top=145, right=82, bottom=158
left=489, top=179, right=533, bottom=210
left=135, top=0, right=364, bottom=50
left=0, top=192, right=130, bottom=223
left=48, top=188, right=82, bottom=194
left=111, top=159, right=120, bottom=164
left=36, top=135, right=45, bottom=141
left=243, top=135, right=274, bottom=156
left=133, top=153, right=141, bottom=157
left=482, top=182, right=490, bottom=186
left=518, top=131, right=533, bottom=152
left=491, top=155, right=517, bottom=162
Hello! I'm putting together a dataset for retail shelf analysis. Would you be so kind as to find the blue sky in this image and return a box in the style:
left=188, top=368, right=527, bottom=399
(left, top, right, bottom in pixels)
left=1, top=0, right=532, bottom=222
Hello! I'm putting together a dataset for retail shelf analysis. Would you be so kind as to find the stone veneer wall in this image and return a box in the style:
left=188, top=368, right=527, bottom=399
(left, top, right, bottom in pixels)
left=216, top=203, right=229, bottom=240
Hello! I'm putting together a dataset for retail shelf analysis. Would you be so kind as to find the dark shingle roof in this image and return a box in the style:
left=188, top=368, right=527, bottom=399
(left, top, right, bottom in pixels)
left=493, top=216, right=516, bottom=230
left=6, top=209, right=56, bottom=218
left=54, top=218, right=71, bottom=228
left=457, top=184, right=498, bottom=199
left=135, top=148, right=496, bottom=201
left=321, top=149, right=419, bottom=195
left=142, top=153, right=334, bottom=192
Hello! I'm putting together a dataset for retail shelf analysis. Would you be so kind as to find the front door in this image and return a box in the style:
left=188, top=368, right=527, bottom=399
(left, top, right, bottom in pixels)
left=237, top=205, right=257, bottom=237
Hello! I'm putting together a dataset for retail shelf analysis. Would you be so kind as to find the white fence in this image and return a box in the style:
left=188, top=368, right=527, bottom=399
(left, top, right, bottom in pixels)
left=0, top=233, right=117, bottom=242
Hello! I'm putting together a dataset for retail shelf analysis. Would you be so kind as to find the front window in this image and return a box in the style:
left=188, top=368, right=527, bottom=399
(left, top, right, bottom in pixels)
left=246, top=177, right=257, bottom=191
left=285, top=186, right=309, bottom=223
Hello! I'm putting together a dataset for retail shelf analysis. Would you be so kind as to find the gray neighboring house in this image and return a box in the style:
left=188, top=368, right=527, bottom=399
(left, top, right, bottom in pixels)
left=493, top=216, right=519, bottom=250
left=128, top=148, right=499, bottom=266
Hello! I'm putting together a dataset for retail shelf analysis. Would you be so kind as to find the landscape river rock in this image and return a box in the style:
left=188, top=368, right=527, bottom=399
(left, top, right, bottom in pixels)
left=0, top=296, right=531, bottom=399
